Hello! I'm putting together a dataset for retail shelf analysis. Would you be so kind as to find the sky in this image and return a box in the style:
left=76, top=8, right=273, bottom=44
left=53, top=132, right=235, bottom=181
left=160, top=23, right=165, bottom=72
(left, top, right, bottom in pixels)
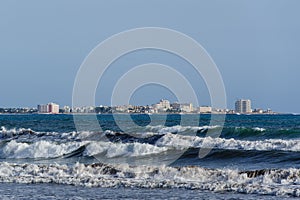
left=0, top=0, right=300, bottom=113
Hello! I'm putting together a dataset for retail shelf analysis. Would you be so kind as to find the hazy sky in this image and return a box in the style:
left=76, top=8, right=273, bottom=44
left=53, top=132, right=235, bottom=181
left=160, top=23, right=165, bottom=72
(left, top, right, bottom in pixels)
left=0, top=0, right=300, bottom=113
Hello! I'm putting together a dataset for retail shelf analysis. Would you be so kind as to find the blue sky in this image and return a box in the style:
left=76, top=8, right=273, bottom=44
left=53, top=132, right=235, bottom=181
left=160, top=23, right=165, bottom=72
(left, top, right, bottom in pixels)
left=0, top=0, right=299, bottom=113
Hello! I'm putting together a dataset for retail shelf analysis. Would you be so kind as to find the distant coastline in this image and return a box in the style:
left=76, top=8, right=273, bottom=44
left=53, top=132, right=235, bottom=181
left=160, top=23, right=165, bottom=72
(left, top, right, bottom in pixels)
left=0, top=99, right=282, bottom=115
left=0, top=111, right=289, bottom=115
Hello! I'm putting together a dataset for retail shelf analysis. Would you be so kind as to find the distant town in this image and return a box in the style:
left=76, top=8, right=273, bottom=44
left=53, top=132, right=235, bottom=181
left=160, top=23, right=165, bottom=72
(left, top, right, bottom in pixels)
left=0, top=99, right=278, bottom=115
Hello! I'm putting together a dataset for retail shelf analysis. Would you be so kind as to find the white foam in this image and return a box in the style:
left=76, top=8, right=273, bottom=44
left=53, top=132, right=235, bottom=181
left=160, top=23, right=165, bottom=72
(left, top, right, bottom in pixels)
left=2, top=132, right=300, bottom=159
left=252, top=127, right=266, bottom=132
left=156, top=133, right=300, bottom=152
left=0, top=126, right=34, bottom=137
left=0, top=139, right=168, bottom=159
left=0, top=162, right=299, bottom=197
left=84, top=141, right=168, bottom=157
left=1, top=140, right=85, bottom=159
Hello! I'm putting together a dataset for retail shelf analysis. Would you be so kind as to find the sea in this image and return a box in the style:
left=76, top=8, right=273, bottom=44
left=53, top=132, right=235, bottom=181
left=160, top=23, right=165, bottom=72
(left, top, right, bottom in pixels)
left=0, top=113, right=300, bottom=199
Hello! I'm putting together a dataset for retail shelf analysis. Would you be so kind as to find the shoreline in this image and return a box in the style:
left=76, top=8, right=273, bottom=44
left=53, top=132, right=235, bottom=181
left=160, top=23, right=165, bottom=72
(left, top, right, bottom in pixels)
left=0, top=112, right=293, bottom=116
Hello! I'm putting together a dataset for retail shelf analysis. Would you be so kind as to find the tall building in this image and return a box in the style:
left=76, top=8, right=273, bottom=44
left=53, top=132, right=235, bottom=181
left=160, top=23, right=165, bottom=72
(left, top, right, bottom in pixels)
left=153, top=99, right=171, bottom=111
left=235, top=99, right=251, bottom=113
left=37, top=104, right=49, bottom=113
left=38, top=103, right=59, bottom=114
left=160, top=99, right=170, bottom=109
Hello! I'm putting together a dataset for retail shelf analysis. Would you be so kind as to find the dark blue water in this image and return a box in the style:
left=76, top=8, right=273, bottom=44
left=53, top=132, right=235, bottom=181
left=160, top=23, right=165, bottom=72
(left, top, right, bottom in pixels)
left=0, top=114, right=300, bottom=198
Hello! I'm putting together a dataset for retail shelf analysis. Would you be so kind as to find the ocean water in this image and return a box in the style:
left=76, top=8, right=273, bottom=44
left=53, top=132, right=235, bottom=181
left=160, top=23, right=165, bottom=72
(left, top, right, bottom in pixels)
left=0, top=114, right=300, bottom=199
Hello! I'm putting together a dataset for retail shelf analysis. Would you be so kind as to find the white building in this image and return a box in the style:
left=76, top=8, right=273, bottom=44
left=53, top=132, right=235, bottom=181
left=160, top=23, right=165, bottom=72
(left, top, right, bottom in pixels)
left=72, top=107, right=82, bottom=113
left=115, top=105, right=132, bottom=113
left=235, top=99, right=251, bottom=113
left=153, top=99, right=170, bottom=111
left=38, top=103, right=59, bottom=114
left=160, top=99, right=170, bottom=109
left=83, top=106, right=95, bottom=113
left=180, top=103, right=193, bottom=113
left=199, top=106, right=212, bottom=113
left=63, top=106, right=71, bottom=113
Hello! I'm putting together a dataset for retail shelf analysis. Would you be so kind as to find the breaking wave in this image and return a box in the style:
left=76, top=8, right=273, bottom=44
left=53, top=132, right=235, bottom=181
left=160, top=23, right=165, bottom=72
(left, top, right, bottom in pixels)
left=0, top=126, right=35, bottom=138
left=1, top=133, right=300, bottom=160
left=1, top=140, right=84, bottom=159
left=0, top=162, right=299, bottom=197
left=156, top=133, right=300, bottom=152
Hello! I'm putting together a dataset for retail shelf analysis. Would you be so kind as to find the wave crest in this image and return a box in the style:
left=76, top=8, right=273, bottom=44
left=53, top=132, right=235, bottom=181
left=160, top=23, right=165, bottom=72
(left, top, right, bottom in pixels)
left=0, top=162, right=299, bottom=197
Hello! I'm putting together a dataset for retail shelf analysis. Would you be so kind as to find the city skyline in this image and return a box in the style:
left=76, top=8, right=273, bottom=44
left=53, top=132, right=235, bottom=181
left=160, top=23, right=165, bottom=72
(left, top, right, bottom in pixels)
left=0, top=98, right=277, bottom=115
